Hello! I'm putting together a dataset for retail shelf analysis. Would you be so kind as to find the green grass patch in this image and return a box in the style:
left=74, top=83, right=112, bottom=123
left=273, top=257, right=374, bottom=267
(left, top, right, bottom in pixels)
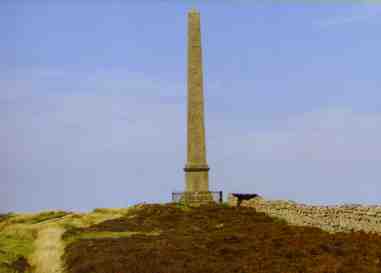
left=63, top=230, right=161, bottom=246
left=219, top=202, right=231, bottom=208
left=174, top=202, right=192, bottom=212
left=0, top=227, right=36, bottom=272
left=14, top=211, right=70, bottom=225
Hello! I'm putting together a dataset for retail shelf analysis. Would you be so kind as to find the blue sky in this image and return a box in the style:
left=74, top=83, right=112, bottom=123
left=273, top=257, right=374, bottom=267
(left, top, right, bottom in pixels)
left=1, top=1, right=381, bottom=213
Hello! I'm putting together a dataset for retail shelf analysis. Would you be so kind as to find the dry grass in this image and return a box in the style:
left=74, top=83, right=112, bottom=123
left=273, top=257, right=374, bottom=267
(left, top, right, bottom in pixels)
left=0, top=207, right=135, bottom=273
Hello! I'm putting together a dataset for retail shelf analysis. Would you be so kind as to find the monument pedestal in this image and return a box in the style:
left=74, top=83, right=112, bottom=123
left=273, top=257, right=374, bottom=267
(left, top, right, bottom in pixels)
left=179, top=191, right=215, bottom=205
left=184, top=164, right=209, bottom=192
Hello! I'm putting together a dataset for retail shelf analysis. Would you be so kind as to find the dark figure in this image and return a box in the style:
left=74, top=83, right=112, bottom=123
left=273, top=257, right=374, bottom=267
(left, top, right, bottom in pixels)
left=232, top=193, right=259, bottom=207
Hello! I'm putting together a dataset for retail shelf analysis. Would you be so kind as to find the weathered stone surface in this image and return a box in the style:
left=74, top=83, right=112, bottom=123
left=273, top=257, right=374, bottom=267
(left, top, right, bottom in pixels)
left=227, top=193, right=381, bottom=234
left=179, top=191, right=214, bottom=205
left=184, top=9, right=210, bottom=196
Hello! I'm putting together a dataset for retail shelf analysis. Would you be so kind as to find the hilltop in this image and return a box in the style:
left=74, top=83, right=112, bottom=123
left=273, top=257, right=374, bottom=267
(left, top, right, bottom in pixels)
left=1, top=203, right=381, bottom=273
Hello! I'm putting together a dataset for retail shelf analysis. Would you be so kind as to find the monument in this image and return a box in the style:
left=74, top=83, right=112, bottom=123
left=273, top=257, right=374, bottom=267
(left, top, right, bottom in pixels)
left=180, top=9, right=220, bottom=204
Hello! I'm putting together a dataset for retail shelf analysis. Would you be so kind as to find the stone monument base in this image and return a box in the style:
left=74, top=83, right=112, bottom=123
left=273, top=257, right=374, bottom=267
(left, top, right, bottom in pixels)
left=179, top=191, right=217, bottom=206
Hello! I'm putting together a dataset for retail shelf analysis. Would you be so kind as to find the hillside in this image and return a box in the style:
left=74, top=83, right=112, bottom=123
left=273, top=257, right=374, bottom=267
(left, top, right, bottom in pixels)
left=1, top=203, right=381, bottom=273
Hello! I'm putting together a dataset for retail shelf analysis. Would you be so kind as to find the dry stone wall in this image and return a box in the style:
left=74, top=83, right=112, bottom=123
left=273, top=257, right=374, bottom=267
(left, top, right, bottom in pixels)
left=228, top=193, right=381, bottom=234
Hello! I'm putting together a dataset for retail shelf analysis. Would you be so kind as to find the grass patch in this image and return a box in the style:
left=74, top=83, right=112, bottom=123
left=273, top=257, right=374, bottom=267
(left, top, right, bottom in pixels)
left=173, top=202, right=192, bottom=212
left=219, top=202, right=231, bottom=208
left=1, top=211, right=71, bottom=228
left=0, top=213, right=16, bottom=223
left=63, top=230, right=161, bottom=246
left=0, top=256, right=32, bottom=273
left=12, top=211, right=70, bottom=225
left=0, top=207, right=137, bottom=272
left=0, top=226, right=36, bottom=272
left=92, top=208, right=131, bottom=214
left=59, top=211, right=131, bottom=230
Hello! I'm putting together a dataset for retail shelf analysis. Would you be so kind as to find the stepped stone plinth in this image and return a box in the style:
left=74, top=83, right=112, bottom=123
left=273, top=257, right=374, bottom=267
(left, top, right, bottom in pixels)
left=179, top=191, right=215, bottom=206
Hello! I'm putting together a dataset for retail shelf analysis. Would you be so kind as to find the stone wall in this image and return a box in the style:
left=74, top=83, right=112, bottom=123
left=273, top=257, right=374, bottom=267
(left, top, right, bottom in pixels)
left=228, top=193, right=381, bottom=234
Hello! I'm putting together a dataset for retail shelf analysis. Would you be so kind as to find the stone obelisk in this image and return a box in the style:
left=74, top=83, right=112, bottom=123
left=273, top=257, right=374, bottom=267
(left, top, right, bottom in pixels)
left=183, top=9, right=213, bottom=204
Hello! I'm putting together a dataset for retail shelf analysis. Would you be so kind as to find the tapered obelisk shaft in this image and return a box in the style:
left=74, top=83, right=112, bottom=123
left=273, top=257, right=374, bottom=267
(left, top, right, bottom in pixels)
left=184, top=9, right=210, bottom=192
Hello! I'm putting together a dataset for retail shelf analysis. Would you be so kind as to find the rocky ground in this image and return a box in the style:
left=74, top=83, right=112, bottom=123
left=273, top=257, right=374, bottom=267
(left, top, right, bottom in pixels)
left=1, top=203, right=381, bottom=273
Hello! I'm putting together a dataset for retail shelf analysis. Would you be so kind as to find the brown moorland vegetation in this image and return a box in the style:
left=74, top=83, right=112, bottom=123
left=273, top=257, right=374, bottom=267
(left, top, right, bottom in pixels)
left=62, top=203, right=381, bottom=273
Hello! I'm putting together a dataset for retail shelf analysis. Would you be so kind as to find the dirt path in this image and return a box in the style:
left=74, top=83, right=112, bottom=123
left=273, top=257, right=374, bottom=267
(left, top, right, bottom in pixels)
left=30, top=224, right=65, bottom=273
left=23, top=210, right=132, bottom=273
